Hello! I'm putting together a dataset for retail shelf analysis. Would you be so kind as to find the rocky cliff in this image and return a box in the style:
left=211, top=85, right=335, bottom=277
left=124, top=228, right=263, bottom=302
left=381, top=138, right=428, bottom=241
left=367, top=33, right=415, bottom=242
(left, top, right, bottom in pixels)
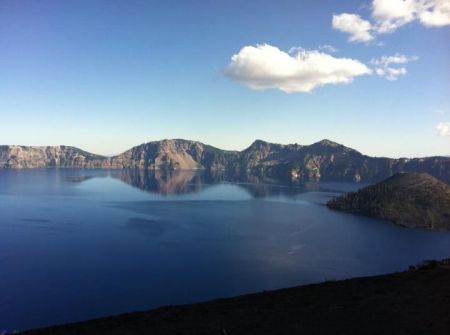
left=0, top=145, right=108, bottom=168
left=1, top=139, right=449, bottom=183
left=109, top=139, right=239, bottom=171
left=239, top=139, right=450, bottom=184
left=327, top=172, right=450, bottom=230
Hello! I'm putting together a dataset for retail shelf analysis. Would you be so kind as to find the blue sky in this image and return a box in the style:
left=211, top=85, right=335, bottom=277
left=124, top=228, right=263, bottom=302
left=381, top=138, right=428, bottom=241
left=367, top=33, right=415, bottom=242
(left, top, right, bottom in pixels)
left=0, top=0, right=449, bottom=157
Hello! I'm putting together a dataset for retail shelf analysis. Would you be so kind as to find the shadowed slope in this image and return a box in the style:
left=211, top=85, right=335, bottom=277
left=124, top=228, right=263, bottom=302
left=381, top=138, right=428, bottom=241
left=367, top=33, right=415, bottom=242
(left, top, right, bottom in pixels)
left=21, top=260, right=450, bottom=335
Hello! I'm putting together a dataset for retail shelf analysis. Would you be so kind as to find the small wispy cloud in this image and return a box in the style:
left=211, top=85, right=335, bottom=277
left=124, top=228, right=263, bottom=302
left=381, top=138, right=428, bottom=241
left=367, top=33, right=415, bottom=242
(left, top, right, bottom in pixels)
left=224, top=44, right=371, bottom=93
left=318, top=44, right=339, bottom=53
left=436, top=122, right=450, bottom=136
left=370, top=53, right=418, bottom=80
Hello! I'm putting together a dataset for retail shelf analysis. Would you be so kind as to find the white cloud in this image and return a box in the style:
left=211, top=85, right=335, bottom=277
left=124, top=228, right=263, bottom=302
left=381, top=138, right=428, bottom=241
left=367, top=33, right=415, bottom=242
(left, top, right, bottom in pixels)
left=333, top=0, right=450, bottom=42
left=318, top=44, right=339, bottom=53
left=370, top=54, right=418, bottom=80
left=419, top=0, right=450, bottom=26
left=332, top=13, right=375, bottom=42
left=224, top=44, right=372, bottom=93
left=436, top=122, right=450, bottom=136
left=374, top=0, right=450, bottom=31
left=372, top=0, right=418, bottom=33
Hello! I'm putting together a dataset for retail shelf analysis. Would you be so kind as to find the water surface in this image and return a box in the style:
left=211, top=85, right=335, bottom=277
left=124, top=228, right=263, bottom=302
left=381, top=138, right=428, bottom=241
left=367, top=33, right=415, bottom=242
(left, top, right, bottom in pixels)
left=1, top=169, right=449, bottom=331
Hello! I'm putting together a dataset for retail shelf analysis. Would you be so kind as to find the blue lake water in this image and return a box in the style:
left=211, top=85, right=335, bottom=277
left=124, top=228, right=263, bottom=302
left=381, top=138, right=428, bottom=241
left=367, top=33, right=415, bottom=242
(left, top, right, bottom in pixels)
left=1, top=169, right=450, bottom=331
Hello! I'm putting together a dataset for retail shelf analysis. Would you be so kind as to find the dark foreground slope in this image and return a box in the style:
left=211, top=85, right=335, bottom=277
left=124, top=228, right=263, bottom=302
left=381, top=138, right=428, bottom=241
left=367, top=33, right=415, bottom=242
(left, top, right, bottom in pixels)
left=327, top=172, right=450, bottom=230
left=22, top=260, right=450, bottom=335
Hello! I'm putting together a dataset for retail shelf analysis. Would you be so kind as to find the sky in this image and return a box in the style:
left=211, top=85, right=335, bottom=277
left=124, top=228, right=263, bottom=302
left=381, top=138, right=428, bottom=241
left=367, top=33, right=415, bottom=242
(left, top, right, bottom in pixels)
left=0, top=0, right=449, bottom=157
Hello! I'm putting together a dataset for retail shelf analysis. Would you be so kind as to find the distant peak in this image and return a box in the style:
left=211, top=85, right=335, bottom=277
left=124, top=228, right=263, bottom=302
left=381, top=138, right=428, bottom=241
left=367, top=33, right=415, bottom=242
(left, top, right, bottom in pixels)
left=314, top=139, right=340, bottom=147
left=160, top=138, right=189, bottom=143
left=252, top=139, right=268, bottom=145
left=245, top=139, right=272, bottom=151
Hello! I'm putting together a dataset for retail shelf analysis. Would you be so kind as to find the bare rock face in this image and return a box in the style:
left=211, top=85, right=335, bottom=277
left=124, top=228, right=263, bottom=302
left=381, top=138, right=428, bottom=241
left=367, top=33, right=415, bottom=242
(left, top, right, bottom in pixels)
left=1, top=139, right=449, bottom=184
left=327, top=172, right=450, bottom=230
left=239, top=140, right=303, bottom=172
left=109, top=140, right=200, bottom=169
left=0, top=145, right=107, bottom=168
left=109, top=139, right=239, bottom=170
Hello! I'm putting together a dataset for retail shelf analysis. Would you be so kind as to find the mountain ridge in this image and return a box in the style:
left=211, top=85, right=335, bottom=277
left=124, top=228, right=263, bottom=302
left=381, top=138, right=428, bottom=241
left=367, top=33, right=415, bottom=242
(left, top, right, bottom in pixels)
left=1, top=139, right=449, bottom=183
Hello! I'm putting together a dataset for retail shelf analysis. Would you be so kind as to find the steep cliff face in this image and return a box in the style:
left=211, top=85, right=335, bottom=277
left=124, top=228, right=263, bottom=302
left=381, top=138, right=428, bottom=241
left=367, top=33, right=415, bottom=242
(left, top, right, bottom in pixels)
left=269, top=140, right=450, bottom=184
left=284, top=139, right=366, bottom=181
left=110, top=140, right=201, bottom=169
left=0, top=145, right=107, bottom=168
left=1, top=140, right=449, bottom=183
left=239, top=140, right=303, bottom=172
left=109, top=139, right=239, bottom=170
left=111, top=140, right=450, bottom=182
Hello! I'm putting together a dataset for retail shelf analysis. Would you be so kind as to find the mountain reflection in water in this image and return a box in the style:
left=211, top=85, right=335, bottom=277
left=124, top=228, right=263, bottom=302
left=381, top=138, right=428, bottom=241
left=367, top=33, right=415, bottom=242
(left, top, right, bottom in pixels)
left=106, top=169, right=364, bottom=197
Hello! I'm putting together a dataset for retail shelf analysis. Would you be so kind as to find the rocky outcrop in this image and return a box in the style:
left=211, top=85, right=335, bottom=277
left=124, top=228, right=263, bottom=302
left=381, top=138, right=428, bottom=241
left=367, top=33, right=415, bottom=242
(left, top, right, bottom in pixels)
left=327, top=172, right=450, bottom=230
left=109, top=139, right=239, bottom=171
left=1, top=139, right=449, bottom=183
left=0, top=145, right=107, bottom=168
left=239, top=139, right=450, bottom=184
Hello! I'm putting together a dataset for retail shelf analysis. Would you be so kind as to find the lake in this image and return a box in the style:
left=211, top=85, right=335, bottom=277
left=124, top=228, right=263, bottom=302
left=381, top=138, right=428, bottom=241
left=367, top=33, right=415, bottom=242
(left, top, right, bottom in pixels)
left=1, top=169, right=449, bottom=331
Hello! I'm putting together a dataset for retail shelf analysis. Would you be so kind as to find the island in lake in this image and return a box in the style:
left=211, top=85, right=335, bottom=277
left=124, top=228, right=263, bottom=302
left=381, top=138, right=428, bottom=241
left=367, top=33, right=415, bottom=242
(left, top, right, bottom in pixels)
left=327, top=172, right=450, bottom=230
